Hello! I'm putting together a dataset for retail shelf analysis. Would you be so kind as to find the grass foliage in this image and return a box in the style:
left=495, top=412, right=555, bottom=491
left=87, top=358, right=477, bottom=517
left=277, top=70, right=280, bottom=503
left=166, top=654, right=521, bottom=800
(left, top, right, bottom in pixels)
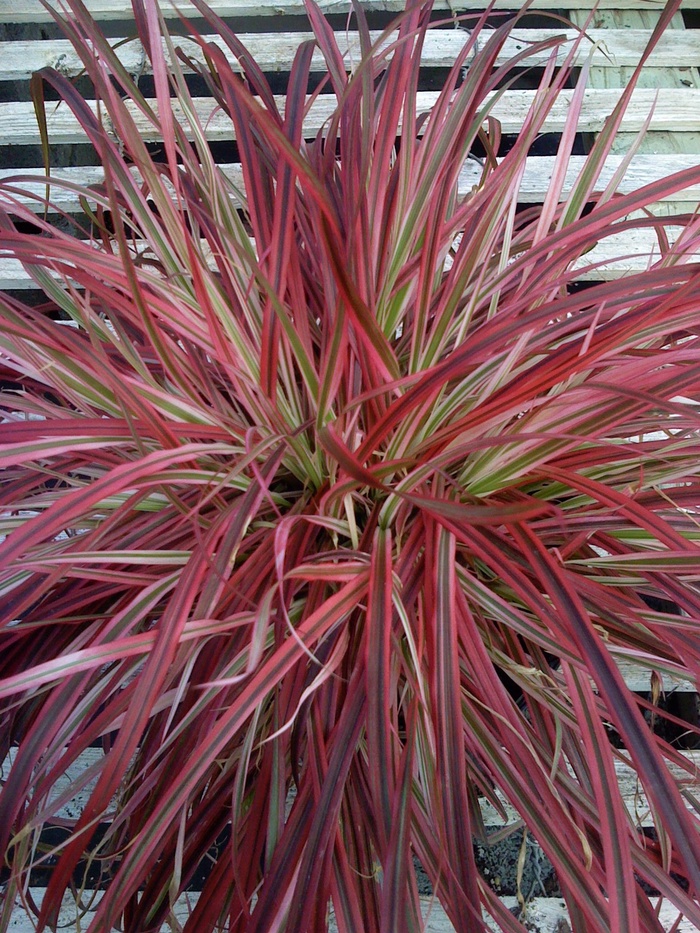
left=2, top=0, right=700, bottom=929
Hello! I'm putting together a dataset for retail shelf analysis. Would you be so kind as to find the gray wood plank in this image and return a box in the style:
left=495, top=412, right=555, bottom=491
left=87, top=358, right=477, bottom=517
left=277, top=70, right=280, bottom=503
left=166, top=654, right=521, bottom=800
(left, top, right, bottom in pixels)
left=2, top=225, right=697, bottom=289
left=1, top=88, right=699, bottom=147
left=3, top=889, right=699, bottom=930
left=3, top=0, right=700, bottom=25
left=569, top=9, right=700, bottom=217
left=3, top=28, right=700, bottom=82
left=4, top=747, right=699, bottom=830
left=3, top=153, right=699, bottom=214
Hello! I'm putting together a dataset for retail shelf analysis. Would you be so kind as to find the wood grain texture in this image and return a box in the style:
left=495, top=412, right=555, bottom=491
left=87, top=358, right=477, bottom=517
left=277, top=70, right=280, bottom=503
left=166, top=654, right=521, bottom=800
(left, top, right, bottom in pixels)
left=4, top=892, right=699, bottom=932
left=1, top=88, right=699, bottom=147
left=4, top=223, right=698, bottom=288
left=568, top=7, right=700, bottom=205
left=3, top=153, right=699, bottom=214
left=2, top=225, right=697, bottom=289
left=3, top=28, right=700, bottom=81
left=3, top=0, right=700, bottom=24
left=570, top=9, right=700, bottom=93
left=3, top=745, right=699, bottom=829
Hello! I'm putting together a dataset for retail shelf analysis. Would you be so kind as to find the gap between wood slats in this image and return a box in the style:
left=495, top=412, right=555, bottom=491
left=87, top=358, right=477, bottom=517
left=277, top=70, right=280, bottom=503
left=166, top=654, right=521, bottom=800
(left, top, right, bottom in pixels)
left=3, top=28, right=700, bottom=81
left=5, top=892, right=699, bottom=933
left=1, top=88, right=699, bottom=146
left=2, top=0, right=700, bottom=23
left=2, top=154, right=699, bottom=214
left=1, top=226, right=697, bottom=289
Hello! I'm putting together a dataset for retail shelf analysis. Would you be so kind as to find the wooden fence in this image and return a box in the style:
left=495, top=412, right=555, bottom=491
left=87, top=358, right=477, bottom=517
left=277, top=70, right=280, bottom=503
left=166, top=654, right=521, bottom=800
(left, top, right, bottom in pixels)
left=1, top=1, right=699, bottom=930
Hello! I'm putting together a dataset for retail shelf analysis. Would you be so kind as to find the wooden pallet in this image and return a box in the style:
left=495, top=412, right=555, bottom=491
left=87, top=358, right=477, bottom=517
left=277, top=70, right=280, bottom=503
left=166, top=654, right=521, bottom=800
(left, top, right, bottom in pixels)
left=0, top=19, right=700, bottom=289
left=1, top=1, right=699, bottom=930
left=1, top=8, right=699, bottom=287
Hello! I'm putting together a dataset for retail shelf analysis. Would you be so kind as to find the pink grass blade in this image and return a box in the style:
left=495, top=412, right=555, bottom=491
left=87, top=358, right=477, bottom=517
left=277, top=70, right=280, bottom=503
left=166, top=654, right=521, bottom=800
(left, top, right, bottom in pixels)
left=366, top=526, right=396, bottom=854
left=254, top=667, right=367, bottom=932
left=380, top=698, right=422, bottom=933
left=82, top=570, right=370, bottom=930
left=3, top=2, right=700, bottom=930
left=431, top=525, right=484, bottom=925
left=510, top=522, right=700, bottom=896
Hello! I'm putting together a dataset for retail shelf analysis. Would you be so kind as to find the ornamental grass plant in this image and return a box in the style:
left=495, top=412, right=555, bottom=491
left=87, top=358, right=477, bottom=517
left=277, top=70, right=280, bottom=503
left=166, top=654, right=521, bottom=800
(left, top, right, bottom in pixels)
left=1, top=0, right=700, bottom=930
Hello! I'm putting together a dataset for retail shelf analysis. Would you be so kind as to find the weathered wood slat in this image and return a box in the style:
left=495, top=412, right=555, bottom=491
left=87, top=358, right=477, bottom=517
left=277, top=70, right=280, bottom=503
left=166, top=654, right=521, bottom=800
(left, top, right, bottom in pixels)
left=3, top=28, right=700, bottom=82
left=5, top=891, right=699, bottom=933
left=3, top=747, right=699, bottom=830
left=4, top=0, right=700, bottom=24
left=615, top=658, right=696, bottom=693
left=572, top=227, right=698, bottom=280
left=570, top=9, right=700, bottom=93
left=569, top=8, right=700, bottom=220
left=3, top=154, right=699, bottom=214
left=444, top=225, right=696, bottom=280
left=1, top=88, right=699, bottom=147
left=2, top=225, right=697, bottom=289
